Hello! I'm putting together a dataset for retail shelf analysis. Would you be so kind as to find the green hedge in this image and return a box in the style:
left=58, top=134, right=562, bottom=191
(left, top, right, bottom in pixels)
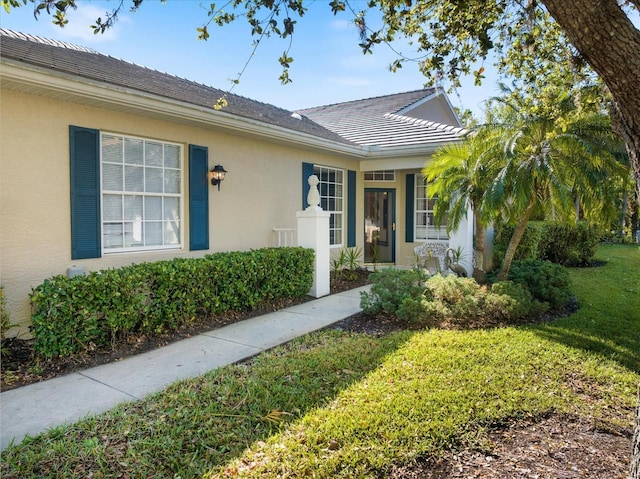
left=30, top=248, right=314, bottom=358
left=493, top=221, right=599, bottom=268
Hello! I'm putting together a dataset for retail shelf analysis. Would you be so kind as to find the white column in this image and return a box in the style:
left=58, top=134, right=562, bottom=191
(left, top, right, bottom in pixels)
left=297, top=174, right=330, bottom=298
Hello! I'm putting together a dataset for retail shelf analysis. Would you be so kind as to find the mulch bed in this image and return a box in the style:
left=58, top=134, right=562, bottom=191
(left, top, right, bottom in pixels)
left=1, top=269, right=634, bottom=478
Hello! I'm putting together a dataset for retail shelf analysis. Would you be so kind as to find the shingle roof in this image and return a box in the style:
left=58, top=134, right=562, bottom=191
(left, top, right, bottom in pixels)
left=1, top=29, right=464, bottom=152
left=0, top=29, right=352, bottom=146
left=298, top=90, right=465, bottom=148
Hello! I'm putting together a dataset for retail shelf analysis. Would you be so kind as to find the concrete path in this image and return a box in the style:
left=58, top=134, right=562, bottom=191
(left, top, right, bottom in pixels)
left=0, top=286, right=367, bottom=450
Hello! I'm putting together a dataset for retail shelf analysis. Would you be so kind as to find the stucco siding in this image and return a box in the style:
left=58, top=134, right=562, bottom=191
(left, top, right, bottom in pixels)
left=0, top=89, right=361, bottom=332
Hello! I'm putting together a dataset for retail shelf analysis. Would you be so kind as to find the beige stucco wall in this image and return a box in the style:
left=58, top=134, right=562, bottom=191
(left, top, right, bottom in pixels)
left=0, top=88, right=362, bottom=332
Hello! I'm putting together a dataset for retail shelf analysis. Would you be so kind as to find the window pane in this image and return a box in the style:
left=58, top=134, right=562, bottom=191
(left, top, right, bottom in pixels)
left=103, top=194, right=122, bottom=221
left=164, top=197, right=179, bottom=221
left=102, top=135, right=122, bottom=163
left=124, top=138, right=144, bottom=165
left=125, top=166, right=144, bottom=192
left=164, top=169, right=180, bottom=194
left=164, top=221, right=180, bottom=245
left=145, top=167, right=163, bottom=193
left=124, top=221, right=143, bottom=247
left=164, top=145, right=180, bottom=168
left=124, top=195, right=143, bottom=220
left=145, top=196, right=162, bottom=220
left=145, top=142, right=163, bottom=167
left=103, top=223, right=123, bottom=249
left=103, top=163, right=123, bottom=191
left=145, top=222, right=163, bottom=246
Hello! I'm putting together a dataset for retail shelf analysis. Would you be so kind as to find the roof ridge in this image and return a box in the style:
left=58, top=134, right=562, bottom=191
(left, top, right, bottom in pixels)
left=384, top=112, right=467, bottom=134
left=0, top=28, right=99, bottom=54
left=298, top=88, right=436, bottom=112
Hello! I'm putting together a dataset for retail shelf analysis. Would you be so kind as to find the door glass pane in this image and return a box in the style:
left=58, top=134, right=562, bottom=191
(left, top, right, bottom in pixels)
left=364, top=190, right=394, bottom=263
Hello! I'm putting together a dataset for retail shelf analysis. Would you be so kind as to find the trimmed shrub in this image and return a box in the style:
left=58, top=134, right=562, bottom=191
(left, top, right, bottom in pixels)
left=30, top=248, right=314, bottom=358
left=360, top=268, right=431, bottom=323
left=537, top=222, right=599, bottom=266
left=493, top=221, right=600, bottom=268
left=507, top=259, right=572, bottom=309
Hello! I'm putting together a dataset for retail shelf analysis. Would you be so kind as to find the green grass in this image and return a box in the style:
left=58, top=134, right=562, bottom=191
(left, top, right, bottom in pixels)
left=2, top=244, right=639, bottom=478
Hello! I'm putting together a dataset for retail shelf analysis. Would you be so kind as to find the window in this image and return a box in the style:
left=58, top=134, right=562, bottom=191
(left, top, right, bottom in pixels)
left=364, top=170, right=395, bottom=182
left=101, top=134, right=182, bottom=253
left=415, top=177, right=448, bottom=241
left=314, top=165, right=344, bottom=246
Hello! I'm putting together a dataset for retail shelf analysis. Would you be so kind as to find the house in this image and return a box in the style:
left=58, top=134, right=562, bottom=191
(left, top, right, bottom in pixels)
left=0, top=29, right=472, bottom=333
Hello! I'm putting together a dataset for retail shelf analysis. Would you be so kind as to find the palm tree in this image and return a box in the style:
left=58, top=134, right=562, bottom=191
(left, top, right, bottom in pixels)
left=428, top=86, right=627, bottom=282
left=424, top=127, right=503, bottom=276
left=486, top=103, right=625, bottom=280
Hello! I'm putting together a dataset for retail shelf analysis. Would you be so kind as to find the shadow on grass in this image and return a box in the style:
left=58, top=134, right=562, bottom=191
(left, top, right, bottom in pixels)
left=531, top=244, right=640, bottom=374
left=0, top=330, right=414, bottom=479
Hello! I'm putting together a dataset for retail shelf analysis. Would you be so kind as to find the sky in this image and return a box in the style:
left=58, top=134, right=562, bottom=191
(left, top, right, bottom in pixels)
left=0, top=0, right=501, bottom=116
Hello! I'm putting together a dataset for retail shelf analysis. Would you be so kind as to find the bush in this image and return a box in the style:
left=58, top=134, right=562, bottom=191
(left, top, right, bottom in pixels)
left=493, top=222, right=545, bottom=267
left=537, top=222, right=599, bottom=266
left=1, top=286, right=18, bottom=358
left=361, top=271, right=547, bottom=327
left=507, top=259, right=572, bottom=309
left=489, top=280, right=548, bottom=319
left=360, top=268, right=431, bottom=323
left=30, top=248, right=314, bottom=358
left=422, top=276, right=543, bottom=325
left=493, top=221, right=600, bottom=268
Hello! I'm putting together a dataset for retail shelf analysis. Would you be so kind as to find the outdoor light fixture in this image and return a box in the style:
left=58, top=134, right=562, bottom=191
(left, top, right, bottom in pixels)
left=208, top=164, right=227, bottom=191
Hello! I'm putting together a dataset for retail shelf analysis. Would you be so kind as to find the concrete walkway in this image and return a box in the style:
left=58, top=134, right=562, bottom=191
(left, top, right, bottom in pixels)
left=0, top=286, right=367, bottom=451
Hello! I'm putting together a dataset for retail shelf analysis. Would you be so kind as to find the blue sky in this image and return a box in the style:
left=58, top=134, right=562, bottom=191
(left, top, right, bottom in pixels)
left=1, top=1, right=501, bottom=116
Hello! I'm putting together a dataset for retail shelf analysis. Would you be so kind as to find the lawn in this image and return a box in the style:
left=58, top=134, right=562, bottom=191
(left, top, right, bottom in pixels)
left=1, top=244, right=638, bottom=478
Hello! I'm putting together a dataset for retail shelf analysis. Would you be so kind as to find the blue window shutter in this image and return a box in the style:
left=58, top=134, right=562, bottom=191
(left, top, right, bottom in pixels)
left=189, top=145, right=209, bottom=251
left=405, top=174, right=415, bottom=243
left=347, top=170, right=356, bottom=247
left=302, top=162, right=314, bottom=209
left=70, top=125, right=101, bottom=260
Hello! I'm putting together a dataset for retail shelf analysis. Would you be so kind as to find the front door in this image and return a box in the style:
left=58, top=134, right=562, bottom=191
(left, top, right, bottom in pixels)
left=364, top=189, right=396, bottom=263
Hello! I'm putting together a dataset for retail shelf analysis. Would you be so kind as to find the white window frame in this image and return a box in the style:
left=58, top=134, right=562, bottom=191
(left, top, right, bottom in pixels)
left=100, top=133, right=184, bottom=254
left=415, top=177, right=448, bottom=241
left=314, top=165, right=344, bottom=247
left=364, top=170, right=396, bottom=182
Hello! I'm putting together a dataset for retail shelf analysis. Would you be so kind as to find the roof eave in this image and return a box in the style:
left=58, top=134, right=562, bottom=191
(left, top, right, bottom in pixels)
left=0, top=60, right=366, bottom=158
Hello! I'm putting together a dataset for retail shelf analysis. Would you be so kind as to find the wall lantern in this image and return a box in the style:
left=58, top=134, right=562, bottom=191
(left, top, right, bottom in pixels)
left=208, top=165, right=227, bottom=191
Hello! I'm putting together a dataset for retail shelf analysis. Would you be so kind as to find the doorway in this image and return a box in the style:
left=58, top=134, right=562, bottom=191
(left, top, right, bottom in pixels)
left=364, top=189, right=396, bottom=263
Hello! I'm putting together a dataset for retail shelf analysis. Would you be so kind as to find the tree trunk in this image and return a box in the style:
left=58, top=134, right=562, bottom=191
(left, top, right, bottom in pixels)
left=542, top=0, right=640, bottom=206
left=537, top=5, right=640, bottom=467
left=633, top=383, right=640, bottom=479
left=473, top=214, right=487, bottom=281
left=496, top=199, right=536, bottom=281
